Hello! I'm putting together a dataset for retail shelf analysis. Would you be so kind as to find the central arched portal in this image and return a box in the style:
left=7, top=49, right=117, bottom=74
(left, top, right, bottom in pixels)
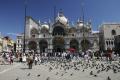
left=28, top=41, right=37, bottom=51
left=81, top=39, right=91, bottom=51
left=52, top=37, right=65, bottom=52
left=52, top=26, right=65, bottom=36
left=70, top=39, right=79, bottom=51
left=39, top=39, right=48, bottom=53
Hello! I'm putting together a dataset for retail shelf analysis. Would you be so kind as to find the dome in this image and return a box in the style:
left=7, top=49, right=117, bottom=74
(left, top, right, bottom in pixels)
left=77, top=21, right=83, bottom=29
left=56, top=12, right=68, bottom=25
left=41, top=23, right=49, bottom=29
left=56, top=16, right=68, bottom=25
left=41, top=23, right=49, bottom=33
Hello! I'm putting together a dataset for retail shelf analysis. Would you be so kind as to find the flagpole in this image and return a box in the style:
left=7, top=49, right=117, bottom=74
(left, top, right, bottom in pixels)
left=81, top=1, right=85, bottom=52
left=23, top=0, right=27, bottom=53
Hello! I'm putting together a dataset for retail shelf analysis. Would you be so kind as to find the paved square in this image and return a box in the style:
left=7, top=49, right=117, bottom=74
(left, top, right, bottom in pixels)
left=0, top=60, right=120, bottom=80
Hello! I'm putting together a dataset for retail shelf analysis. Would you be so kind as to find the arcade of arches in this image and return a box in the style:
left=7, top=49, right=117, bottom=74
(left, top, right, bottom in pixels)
left=27, top=39, right=92, bottom=52
left=39, top=39, right=48, bottom=53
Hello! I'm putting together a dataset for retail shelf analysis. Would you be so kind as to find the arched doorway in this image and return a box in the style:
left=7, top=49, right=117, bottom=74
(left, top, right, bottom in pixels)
left=52, top=37, right=65, bottom=52
left=52, top=26, right=65, bottom=36
left=39, top=39, right=48, bottom=53
left=30, top=28, right=39, bottom=38
left=70, top=39, right=79, bottom=51
left=28, top=41, right=37, bottom=51
left=81, top=39, right=91, bottom=51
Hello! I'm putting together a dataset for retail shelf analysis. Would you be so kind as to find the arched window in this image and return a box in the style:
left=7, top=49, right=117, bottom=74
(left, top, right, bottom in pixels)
left=106, top=41, right=108, bottom=45
left=111, top=30, right=116, bottom=35
left=39, top=39, right=48, bottom=53
left=109, top=41, right=111, bottom=45
left=111, top=41, right=113, bottom=45
left=31, top=28, right=38, bottom=35
left=30, top=28, right=39, bottom=38
left=52, top=26, right=65, bottom=36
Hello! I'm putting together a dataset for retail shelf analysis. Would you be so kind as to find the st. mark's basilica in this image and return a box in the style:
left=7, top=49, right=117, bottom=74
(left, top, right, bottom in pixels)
left=17, top=11, right=99, bottom=53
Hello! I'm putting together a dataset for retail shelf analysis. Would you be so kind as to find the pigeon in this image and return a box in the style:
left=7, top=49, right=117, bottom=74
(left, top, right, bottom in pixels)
left=49, top=67, right=52, bottom=72
left=97, top=70, right=100, bottom=74
left=93, top=74, right=98, bottom=77
left=113, top=69, right=117, bottom=73
left=61, top=73, right=64, bottom=76
left=96, top=67, right=98, bottom=69
left=27, top=73, right=31, bottom=76
left=16, top=77, right=19, bottom=80
left=65, top=71, right=67, bottom=73
left=107, top=76, right=111, bottom=80
left=118, top=69, right=120, bottom=72
left=90, top=71, right=93, bottom=75
left=55, top=72, right=58, bottom=75
left=82, top=70, right=85, bottom=72
left=37, top=74, right=40, bottom=77
left=70, top=73, right=73, bottom=76
left=46, top=77, right=50, bottom=80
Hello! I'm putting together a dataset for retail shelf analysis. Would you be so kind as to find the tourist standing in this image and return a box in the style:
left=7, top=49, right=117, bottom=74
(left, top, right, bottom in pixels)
left=22, top=53, right=27, bottom=63
left=27, top=54, right=33, bottom=69
left=34, top=54, right=38, bottom=65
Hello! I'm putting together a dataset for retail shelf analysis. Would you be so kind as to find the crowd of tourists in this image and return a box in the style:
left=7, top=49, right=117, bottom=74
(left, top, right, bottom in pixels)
left=0, top=50, right=120, bottom=69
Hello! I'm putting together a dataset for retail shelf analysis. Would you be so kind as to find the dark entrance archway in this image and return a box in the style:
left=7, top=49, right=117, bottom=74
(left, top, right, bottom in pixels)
left=52, top=37, right=65, bottom=52
left=81, top=39, right=91, bottom=51
left=114, top=35, right=120, bottom=54
left=39, top=39, right=48, bottom=53
left=28, top=41, right=37, bottom=51
left=70, top=39, right=79, bottom=51
left=52, top=26, right=65, bottom=36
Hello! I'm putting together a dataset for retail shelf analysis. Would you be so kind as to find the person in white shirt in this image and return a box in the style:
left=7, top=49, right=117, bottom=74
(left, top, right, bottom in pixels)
left=34, top=54, right=38, bottom=65
left=22, top=54, right=26, bottom=62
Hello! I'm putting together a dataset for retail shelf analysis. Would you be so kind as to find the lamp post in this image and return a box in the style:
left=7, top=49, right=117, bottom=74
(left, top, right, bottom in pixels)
left=81, top=2, right=86, bottom=52
left=23, top=0, right=27, bottom=53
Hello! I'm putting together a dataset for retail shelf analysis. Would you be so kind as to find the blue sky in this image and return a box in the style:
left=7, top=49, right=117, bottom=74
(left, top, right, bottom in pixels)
left=0, top=0, right=120, bottom=40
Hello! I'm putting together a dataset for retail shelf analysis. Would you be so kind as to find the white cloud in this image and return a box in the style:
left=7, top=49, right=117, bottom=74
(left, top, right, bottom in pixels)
left=7, top=33, right=21, bottom=36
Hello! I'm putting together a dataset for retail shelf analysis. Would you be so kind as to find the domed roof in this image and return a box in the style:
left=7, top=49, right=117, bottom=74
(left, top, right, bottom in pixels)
left=77, top=20, right=83, bottom=29
left=56, top=12, right=68, bottom=25
left=41, top=22, right=49, bottom=29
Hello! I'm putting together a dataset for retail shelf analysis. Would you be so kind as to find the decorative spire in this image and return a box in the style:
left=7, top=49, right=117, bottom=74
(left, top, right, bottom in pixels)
left=88, top=19, right=92, bottom=24
left=77, top=18, right=80, bottom=22
left=48, top=19, right=51, bottom=23
left=77, top=17, right=83, bottom=23
left=71, top=21, right=74, bottom=26
left=38, top=20, right=41, bottom=24
left=58, top=9, right=64, bottom=17
left=80, top=16, right=83, bottom=21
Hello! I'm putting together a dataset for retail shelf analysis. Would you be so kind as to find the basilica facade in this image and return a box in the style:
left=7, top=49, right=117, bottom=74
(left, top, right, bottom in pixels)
left=16, top=12, right=99, bottom=53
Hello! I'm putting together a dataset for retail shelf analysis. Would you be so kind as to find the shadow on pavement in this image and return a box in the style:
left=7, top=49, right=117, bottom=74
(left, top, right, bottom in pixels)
left=20, top=67, right=29, bottom=70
